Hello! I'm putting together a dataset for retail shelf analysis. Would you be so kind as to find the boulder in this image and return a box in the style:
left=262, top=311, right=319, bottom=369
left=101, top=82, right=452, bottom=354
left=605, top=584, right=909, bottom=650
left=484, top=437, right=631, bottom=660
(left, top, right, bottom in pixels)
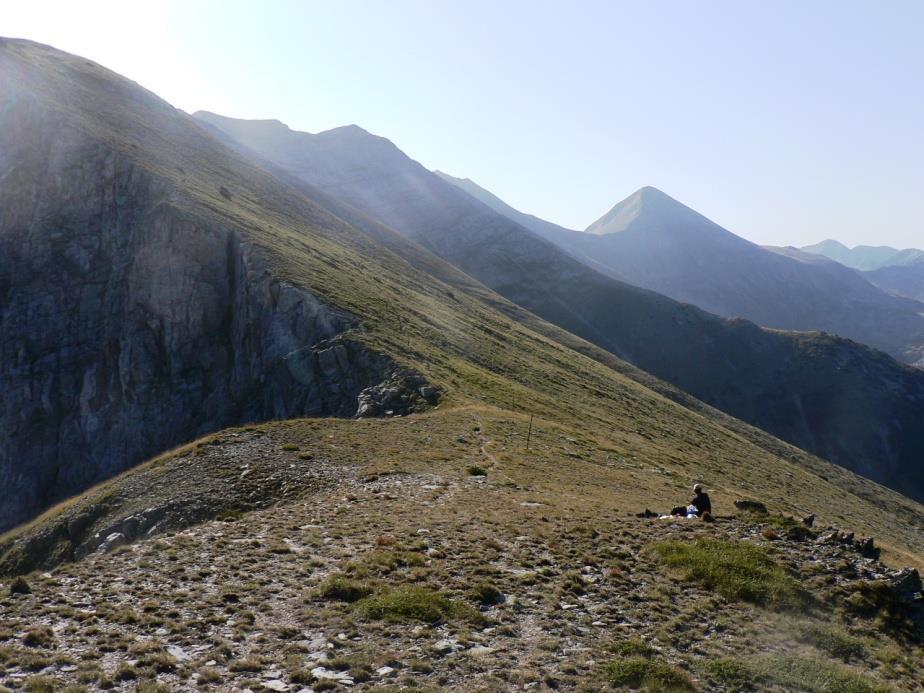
left=856, top=537, right=880, bottom=559
left=355, top=372, right=440, bottom=418
left=734, top=499, right=768, bottom=514
left=890, top=568, right=922, bottom=596
left=98, top=532, right=128, bottom=553
left=419, top=385, right=440, bottom=403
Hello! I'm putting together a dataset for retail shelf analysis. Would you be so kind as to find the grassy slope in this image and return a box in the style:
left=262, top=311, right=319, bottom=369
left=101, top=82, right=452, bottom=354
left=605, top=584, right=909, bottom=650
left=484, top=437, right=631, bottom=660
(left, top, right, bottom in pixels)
left=2, top=37, right=924, bottom=561
left=0, top=409, right=921, bottom=690
left=195, top=112, right=924, bottom=502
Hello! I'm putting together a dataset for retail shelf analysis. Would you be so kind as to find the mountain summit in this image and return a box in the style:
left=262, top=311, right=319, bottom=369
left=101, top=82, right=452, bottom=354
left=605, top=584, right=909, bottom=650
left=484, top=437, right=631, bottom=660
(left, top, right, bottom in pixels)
left=585, top=186, right=715, bottom=236
left=439, top=176, right=924, bottom=366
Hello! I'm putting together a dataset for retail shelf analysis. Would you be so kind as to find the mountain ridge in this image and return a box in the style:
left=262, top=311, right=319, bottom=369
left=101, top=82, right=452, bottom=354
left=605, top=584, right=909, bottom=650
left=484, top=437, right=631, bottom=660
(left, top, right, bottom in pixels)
left=7, top=35, right=914, bottom=531
left=436, top=171, right=924, bottom=366
left=1, top=39, right=923, bottom=692
left=197, top=112, right=924, bottom=501
left=801, top=238, right=924, bottom=271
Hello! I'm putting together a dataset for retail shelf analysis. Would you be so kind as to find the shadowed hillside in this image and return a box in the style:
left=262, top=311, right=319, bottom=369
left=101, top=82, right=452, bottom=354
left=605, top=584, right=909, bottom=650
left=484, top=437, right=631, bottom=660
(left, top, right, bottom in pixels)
left=863, top=262, right=924, bottom=304
left=197, top=112, right=924, bottom=501
left=437, top=176, right=924, bottom=366
left=794, top=240, right=924, bottom=311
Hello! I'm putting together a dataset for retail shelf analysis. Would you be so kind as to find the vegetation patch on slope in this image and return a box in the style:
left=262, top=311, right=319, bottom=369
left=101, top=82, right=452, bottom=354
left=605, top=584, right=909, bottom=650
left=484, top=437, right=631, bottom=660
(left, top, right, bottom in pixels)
left=0, top=408, right=920, bottom=691
left=604, top=656, right=694, bottom=690
left=752, top=654, right=890, bottom=693
left=354, top=586, right=482, bottom=625
left=653, top=538, right=810, bottom=610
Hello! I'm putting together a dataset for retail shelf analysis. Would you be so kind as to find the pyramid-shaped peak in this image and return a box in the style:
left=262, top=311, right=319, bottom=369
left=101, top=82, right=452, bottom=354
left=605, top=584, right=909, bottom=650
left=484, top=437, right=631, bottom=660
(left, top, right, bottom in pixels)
left=585, top=186, right=707, bottom=236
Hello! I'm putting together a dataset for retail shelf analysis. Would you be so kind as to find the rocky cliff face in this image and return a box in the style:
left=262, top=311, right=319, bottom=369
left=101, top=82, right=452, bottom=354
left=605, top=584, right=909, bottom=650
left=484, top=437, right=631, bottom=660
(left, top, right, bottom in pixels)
left=0, top=100, right=427, bottom=532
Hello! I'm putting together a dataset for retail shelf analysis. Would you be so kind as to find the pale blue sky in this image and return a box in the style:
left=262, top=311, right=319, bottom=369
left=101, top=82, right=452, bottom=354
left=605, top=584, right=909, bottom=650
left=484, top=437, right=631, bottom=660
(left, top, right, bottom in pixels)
left=6, top=0, right=923, bottom=247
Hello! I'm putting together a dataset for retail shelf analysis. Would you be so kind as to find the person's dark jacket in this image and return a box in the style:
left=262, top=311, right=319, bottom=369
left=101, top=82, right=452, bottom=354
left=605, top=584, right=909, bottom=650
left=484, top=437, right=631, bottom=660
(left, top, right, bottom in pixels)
left=691, top=492, right=712, bottom=516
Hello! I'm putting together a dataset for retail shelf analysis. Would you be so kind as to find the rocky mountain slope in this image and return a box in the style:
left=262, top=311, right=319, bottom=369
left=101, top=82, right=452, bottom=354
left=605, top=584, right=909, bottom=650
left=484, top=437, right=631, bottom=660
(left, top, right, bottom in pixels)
left=863, top=262, right=924, bottom=302
left=2, top=408, right=922, bottom=691
left=196, top=112, right=924, bottom=501
left=436, top=177, right=924, bottom=367
left=0, top=39, right=454, bottom=532
left=801, top=239, right=924, bottom=272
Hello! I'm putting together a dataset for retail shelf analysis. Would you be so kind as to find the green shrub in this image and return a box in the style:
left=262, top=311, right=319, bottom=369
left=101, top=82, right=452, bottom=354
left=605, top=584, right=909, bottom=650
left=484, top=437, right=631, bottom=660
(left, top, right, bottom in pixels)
left=399, top=551, right=426, bottom=567
left=196, top=667, right=223, bottom=685
left=705, top=657, right=756, bottom=690
left=561, top=570, right=588, bottom=596
left=287, top=667, right=313, bottom=685
left=358, top=549, right=424, bottom=573
left=364, top=550, right=399, bottom=572
left=229, top=657, right=262, bottom=672
left=22, top=626, right=55, bottom=648
left=792, top=622, right=867, bottom=661
left=611, top=638, right=655, bottom=658
left=466, top=465, right=487, bottom=477
left=354, top=586, right=480, bottom=624
left=753, top=655, right=888, bottom=693
left=653, top=538, right=810, bottom=610
left=9, top=575, right=31, bottom=595
left=316, top=574, right=374, bottom=603
left=24, top=676, right=56, bottom=693
left=136, top=682, right=172, bottom=693
left=468, top=581, right=505, bottom=605
left=410, top=658, right=434, bottom=673
left=604, top=656, right=694, bottom=691
left=143, top=652, right=177, bottom=673
left=114, top=663, right=138, bottom=680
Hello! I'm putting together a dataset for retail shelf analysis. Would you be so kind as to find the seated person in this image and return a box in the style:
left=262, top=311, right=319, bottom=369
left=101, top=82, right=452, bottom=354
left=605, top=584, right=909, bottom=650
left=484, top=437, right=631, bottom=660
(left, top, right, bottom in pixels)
left=690, top=484, right=711, bottom=516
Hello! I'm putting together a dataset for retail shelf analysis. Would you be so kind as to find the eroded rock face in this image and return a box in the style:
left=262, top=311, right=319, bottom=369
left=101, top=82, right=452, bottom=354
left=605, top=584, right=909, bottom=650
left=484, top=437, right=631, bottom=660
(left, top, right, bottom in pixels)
left=0, top=102, right=424, bottom=532
left=356, top=373, right=441, bottom=418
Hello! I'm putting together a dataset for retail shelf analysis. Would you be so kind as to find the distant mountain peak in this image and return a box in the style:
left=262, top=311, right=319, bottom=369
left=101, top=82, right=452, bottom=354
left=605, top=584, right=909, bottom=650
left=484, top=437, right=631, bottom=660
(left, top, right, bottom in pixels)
left=801, top=239, right=924, bottom=271
left=318, top=123, right=374, bottom=137
left=194, top=111, right=291, bottom=133
left=194, top=112, right=375, bottom=142
left=814, top=238, right=850, bottom=251
left=585, top=186, right=709, bottom=236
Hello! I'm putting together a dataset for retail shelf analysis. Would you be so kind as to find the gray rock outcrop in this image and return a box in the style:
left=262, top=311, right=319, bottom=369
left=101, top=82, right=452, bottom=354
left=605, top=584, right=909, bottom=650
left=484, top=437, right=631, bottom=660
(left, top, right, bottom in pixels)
left=0, top=91, right=433, bottom=531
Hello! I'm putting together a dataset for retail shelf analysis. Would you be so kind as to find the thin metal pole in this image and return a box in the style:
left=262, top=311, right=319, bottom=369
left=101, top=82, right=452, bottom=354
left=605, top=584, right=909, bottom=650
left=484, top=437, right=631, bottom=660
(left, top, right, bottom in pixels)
left=525, top=414, right=533, bottom=452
